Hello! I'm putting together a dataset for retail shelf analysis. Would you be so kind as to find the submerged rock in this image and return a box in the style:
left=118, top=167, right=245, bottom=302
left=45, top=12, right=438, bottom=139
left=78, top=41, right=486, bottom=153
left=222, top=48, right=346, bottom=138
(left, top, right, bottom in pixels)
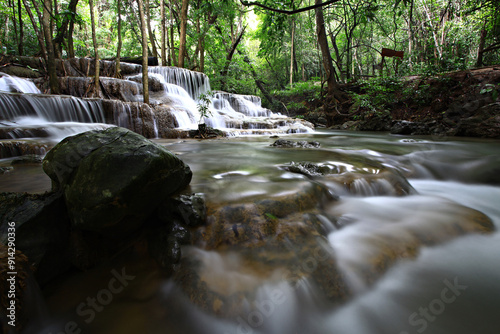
left=326, top=196, right=496, bottom=288
left=0, top=141, right=49, bottom=159
left=271, top=139, right=320, bottom=148
left=281, top=161, right=415, bottom=196
left=173, top=181, right=349, bottom=316
left=158, top=193, right=207, bottom=227
left=42, top=127, right=192, bottom=235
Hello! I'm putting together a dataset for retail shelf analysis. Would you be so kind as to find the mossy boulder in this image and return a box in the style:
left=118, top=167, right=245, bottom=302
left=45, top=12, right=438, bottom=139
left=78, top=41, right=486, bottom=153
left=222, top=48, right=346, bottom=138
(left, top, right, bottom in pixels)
left=42, top=127, right=192, bottom=235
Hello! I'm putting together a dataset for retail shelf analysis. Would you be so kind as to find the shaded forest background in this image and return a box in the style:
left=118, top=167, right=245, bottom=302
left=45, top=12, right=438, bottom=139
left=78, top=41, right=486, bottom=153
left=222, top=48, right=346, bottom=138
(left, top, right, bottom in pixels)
left=1, top=0, right=499, bottom=119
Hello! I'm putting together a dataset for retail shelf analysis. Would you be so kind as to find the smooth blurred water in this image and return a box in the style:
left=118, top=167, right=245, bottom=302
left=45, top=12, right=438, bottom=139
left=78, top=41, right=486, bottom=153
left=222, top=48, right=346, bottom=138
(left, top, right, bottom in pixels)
left=5, top=130, right=500, bottom=334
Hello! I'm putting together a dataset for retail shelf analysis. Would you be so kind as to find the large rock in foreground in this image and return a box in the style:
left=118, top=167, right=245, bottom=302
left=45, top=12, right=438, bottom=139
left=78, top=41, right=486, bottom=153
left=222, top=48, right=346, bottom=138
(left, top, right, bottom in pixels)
left=43, top=127, right=192, bottom=234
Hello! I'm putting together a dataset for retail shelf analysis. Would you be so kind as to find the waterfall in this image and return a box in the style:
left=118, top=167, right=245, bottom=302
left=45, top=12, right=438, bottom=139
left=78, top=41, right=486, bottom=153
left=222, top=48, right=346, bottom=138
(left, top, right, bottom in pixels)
left=213, top=92, right=271, bottom=117
left=147, top=66, right=312, bottom=134
left=0, top=93, right=105, bottom=123
left=0, top=66, right=314, bottom=147
left=148, top=66, right=211, bottom=100
left=0, top=74, right=111, bottom=149
left=0, top=72, right=40, bottom=94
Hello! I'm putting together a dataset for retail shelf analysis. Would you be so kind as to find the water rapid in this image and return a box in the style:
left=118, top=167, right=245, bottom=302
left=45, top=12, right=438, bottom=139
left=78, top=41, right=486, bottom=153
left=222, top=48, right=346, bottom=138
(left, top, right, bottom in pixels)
left=4, top=130, right=499, bottom=334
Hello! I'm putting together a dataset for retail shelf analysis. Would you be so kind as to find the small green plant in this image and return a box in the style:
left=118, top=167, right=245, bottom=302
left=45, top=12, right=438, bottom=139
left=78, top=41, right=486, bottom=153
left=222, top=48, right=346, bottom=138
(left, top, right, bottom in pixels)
left=480, top=84, right=499, bottom=101
left=264, top=212, right=278, bottom=221
left=197, top=91, right=214, bottom=124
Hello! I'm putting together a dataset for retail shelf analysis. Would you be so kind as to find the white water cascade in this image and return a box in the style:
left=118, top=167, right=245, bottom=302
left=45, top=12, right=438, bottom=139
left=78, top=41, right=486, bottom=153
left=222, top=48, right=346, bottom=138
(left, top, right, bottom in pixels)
left=0, top=73, right=40, bottom=94
left=0, top=64, right=314, bottom=158
left=148, top=66, right=313, bottom=134
left=0, top=73, right=112, bottom=157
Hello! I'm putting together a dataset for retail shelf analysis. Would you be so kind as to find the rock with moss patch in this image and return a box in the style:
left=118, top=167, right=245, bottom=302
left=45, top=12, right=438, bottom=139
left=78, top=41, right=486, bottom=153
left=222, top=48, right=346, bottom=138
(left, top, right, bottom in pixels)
left=42, top=127, right=192, bottom=235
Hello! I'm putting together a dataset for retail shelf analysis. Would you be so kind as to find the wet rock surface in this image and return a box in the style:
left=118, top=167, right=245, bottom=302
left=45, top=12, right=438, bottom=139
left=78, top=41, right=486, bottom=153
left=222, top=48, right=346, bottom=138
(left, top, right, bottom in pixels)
left=0, top=141, right=49, bottom=159
left=173, top=181, right=350, bottom=316
left=281, top=161, right=415, bottom=196
left=271, top=139, right=320, bottom=148
left=0, top=191, right=71, bottom=285
left=326, top=196, right=495, bottom=287
left=43, top=127, right=192, bottom=234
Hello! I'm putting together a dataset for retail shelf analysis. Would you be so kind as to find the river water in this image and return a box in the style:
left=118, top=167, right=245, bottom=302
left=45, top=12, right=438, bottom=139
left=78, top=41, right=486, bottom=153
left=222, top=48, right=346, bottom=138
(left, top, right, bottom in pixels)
left=3, top=130, right=500, bottom=334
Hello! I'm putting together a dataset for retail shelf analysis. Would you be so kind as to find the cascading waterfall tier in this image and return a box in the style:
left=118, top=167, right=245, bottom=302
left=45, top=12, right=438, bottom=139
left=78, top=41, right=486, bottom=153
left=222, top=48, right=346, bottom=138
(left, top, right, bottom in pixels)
left=0, top=64, right=314, bottom=156
left=148, top=66, right=314, bottom=134
left=0, top=73, right=40, bottom=94
left=0, top=92, right=105, bottom=123
left=148, top=66, right=211, bottom=100
left=0, top=72, right=113, bottom=158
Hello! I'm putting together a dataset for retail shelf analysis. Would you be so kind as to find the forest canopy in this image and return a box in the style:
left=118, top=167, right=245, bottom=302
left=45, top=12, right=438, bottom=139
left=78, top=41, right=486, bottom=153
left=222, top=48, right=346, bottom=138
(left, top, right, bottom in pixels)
left=1, top=0, right=499, bottom=96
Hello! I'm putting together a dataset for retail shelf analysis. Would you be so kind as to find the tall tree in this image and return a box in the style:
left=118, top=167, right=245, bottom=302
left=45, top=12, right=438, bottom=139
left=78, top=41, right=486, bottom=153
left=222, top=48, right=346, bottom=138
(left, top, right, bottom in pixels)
left=137, top=0, right=150, bottom=104
left=145, top=0, right=158, bottom=58
left=17, top=0, right=23, bottom=55
left=178, top=0, right=189, bottom=67
left=116, top=0, right=123, bottom=77
left=41, top=0, right=59, bottom=93
left=161, top=0, right=167, bottom=66
left=315, top=0, right=340, bottom=96
left=170, top=0, right=176, bottom=66
left=290, top=17, right=295, bottom=87
left=52, top=0, right=79, bottom=58
left=22, top=0, right=46, bottom=58
left=89, top=0, right=100, bottom=97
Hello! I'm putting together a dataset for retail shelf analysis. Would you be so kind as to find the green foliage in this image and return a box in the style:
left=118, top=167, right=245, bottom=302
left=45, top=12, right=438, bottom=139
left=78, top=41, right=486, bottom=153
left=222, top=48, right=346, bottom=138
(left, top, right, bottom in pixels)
left=274, top=80, right=321, bottom=99
left=1, top=0, right=498, bottom=100
left=286, top=101, right=306, bottom=111
left=353, top=76, right=404, bottom=110
left=197, top=91, right=214, bottom=124
left=480, top=83, right=499, bottom=101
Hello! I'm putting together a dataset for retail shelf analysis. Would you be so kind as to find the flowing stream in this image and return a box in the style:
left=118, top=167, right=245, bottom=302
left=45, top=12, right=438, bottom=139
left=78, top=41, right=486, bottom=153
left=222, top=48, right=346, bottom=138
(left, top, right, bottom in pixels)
left=3, top=130, right=500, bottom=334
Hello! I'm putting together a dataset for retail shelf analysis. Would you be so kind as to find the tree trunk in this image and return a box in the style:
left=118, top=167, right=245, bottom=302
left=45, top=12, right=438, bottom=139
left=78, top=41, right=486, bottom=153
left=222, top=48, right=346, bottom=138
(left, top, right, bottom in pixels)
left=220, top=27, right=246, bottom=90
left=315, top=0, right=337, bottom=96
left=421, top=0, right=442, bottom=59
left=315, top=0, right=344, bottom=126
left=137, top=0, right=150, bottom=104
left=146, top=0, right=158, bottom=58
left=178, top=0, right=189, bottom=67
left=89, top=0, right=100, bottom=97
left=476, top=27, right=487, bottom=67
left=329, top=31, right=343, bottom=81
left=68, top=17, right=75, bottom=58
left=42, top=0, right=59, bottom=94
left=22, top=0, right=46, bottom=58
left=199, top=35, right=205, bottom=72
left=290, top=18, right=295, bottom=87
left=407, top=0, right=414, bottom=71
left=116, top=0, right=123, bottom=77
left=17, top=0, right=24, bottom=55
left=52, top=0, right=79, bottom=58
left=161, top=0, right=167, bottom=66
left=10, top=0, right=19, bottom=54
left=170, top=0, right=176, bottom=66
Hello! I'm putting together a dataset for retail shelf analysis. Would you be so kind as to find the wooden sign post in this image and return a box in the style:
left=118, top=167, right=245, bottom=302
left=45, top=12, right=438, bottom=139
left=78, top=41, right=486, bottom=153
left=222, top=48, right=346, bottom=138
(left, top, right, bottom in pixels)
left=381, top=48, right=404, bottom=76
